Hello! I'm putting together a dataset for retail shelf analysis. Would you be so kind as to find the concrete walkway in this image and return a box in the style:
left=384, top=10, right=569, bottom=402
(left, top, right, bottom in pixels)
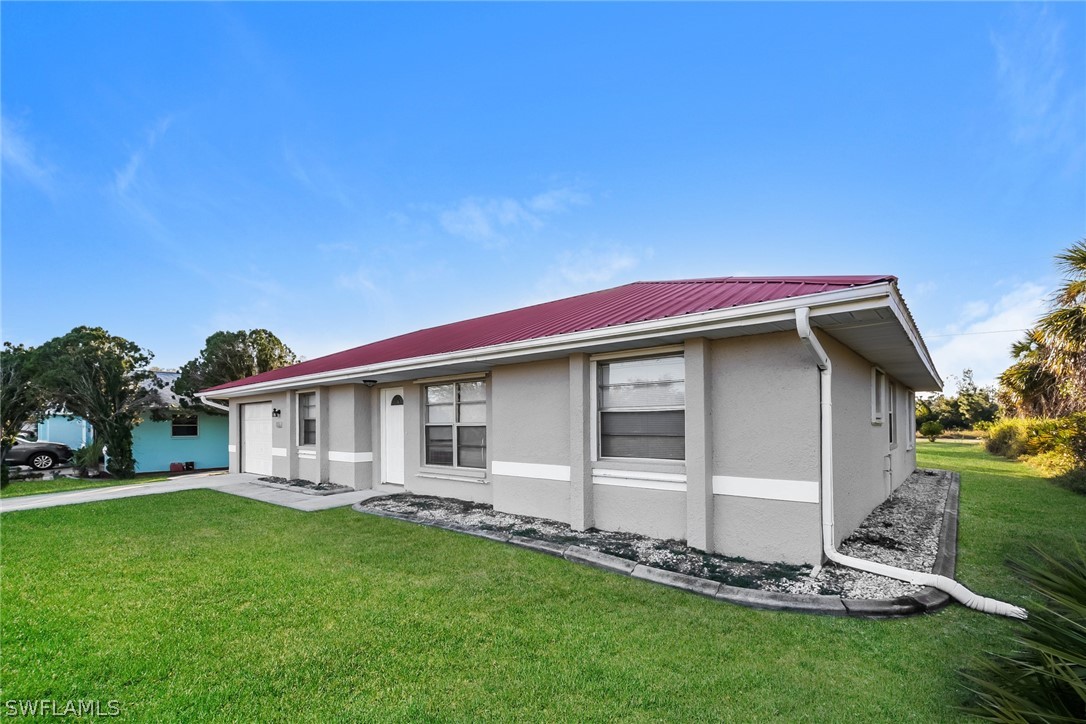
left=0, top=473, right=393, bottom=514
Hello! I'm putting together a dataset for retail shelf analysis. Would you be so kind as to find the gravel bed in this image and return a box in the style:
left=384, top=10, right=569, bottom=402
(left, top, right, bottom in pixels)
left=779, top=468, right=952, bottom=598
left=359, top=468, right=952, bottom=599
left=257, top=476, right=353, bottom=494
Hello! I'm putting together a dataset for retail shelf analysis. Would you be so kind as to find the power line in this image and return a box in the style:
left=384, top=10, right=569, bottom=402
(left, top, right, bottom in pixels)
left=926, top=328, right=1028, bottom=338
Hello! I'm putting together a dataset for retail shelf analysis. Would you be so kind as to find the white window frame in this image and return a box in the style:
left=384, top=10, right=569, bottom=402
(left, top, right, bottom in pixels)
left=171, top=413, right=199, bottom=438
left=423, top=380, right=487, bottom=469
left=888, top=380, right=897, bottom=448
left=594, top=350, right=686, bottom=463
left=871, top=368, right=886, bottom=424
left=906, top=390, right=915, bottom=451
left=297, top=391, right=317, bottom=447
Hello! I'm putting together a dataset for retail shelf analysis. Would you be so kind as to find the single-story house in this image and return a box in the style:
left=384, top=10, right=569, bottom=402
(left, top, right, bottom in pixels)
left=201, top=276, right=940, bottom=565
left=40, top=372, right=229, bottom=473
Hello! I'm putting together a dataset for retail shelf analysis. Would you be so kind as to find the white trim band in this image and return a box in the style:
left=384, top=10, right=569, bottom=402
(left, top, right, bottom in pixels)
left=712, top=475, right=819, bottom=504
left=271, top=447, right=287, bottom=457
left=297, top=449, right=317, bottom=460
left=328, top=451, right=374, bottom=463
left=227, top=445, right=237, bottom=453
left=417, top=472, right=489, bottom=485
left=592, top=468, right=687, bottom=492
left=492, top=461, right=571, bottom=482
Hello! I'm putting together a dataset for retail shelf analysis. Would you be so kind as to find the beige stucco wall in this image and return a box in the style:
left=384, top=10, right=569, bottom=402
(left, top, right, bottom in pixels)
left=822, top=333, right=916, bottom=545
left=490, top=359, right=571, bottom=521
left=592, top=485, right=687, bottom=541
left=709, top=332, right=822, bottom=564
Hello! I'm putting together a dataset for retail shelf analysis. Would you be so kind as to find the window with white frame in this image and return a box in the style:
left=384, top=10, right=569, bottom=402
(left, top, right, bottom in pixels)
left=424, top=380, right=486, bottom=468
left=171, top=414, right=198, bottom=437
left=888, top=381, right=896, bottom=446
left=872, top=368, right=886, bottom=423
left=598, top=355, right=685, bottom=460
left=907, top=390, right=915, bottom=450
left=298, top=392, right=316, bottom=446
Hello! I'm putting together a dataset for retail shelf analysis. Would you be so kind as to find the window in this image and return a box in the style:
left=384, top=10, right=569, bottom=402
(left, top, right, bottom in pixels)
left=171, top=414, right=198, bottom=437
left=598, top=355, right=685, bottom=460
left=425, top=380, right=486, bottom=468
left=872, top=368, right=886, bottom=423
left=298, top=392, right=316, bottom=446
left=907, top=391, right=915, bottom=451
left=888, top=381, right=896, bottom=446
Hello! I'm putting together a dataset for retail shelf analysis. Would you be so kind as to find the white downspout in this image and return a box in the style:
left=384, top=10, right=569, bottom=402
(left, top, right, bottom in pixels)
left=198, top=395, right=230, bottom=413
left=794, top=307, right=1026, bottom=619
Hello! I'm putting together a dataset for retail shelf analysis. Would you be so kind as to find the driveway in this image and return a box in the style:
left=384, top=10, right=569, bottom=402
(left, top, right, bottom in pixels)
left=0, top=473, right=391, bottom=513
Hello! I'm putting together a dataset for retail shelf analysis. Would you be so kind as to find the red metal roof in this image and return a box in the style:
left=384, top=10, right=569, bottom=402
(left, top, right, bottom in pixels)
left=202, top=275, right=894, bottom=393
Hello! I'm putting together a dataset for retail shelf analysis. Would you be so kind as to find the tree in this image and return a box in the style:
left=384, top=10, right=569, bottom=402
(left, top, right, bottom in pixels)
left=174, top=329, right=297, bottom=409
left=998, top=331, right=1073, bottom=417
left=0, top=343, right=47, bottom=461
left=36, top=327, right=160, bottom=479
left=915, top=369, right=999, bottom=430
left=999, top=240, right=1086, bottom=417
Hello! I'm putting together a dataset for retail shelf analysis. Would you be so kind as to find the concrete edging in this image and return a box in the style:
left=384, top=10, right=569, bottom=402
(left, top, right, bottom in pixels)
left=351, top=470, right=961, bottom=618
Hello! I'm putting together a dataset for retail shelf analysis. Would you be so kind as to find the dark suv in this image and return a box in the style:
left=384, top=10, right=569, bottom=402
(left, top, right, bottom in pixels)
left=3, top=438, right=74, bottom=470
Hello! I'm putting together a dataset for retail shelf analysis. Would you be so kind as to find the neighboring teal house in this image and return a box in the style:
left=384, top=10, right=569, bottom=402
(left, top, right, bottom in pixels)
left=37, top=372, right=228, bottom=473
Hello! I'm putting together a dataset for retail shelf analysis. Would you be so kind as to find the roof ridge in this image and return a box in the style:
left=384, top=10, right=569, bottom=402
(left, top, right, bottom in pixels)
left=632, top=275, right=892, bottom=285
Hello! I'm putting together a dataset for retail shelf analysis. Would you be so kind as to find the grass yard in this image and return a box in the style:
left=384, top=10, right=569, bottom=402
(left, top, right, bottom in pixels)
left=0, top=472, right=170, bottom=499
left=1, top=442, right=1082, bottom=721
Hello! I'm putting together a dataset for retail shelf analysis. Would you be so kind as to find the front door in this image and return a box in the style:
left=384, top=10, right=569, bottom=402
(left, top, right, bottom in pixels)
left=381, top=388, right=405, bottom=484
left=241, top=402, right=273, bottom=476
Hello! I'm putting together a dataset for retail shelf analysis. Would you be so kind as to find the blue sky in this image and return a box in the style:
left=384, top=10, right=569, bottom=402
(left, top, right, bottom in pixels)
left=2, top=2, right=1083, bottom=388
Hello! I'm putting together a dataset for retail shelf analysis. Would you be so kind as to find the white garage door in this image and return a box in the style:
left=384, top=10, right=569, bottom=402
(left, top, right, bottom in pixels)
left=241, top=402, right=273, bottom=476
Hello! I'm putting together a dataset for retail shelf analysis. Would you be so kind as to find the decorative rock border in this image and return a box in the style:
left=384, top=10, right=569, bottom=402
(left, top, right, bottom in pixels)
left=352, top=471, right=961, bottom=618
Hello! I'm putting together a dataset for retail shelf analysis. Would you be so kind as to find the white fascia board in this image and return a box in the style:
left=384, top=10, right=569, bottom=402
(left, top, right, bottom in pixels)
left=885, top=286, right=943, bottom=390
left=209, top=284, right=902, bottom=398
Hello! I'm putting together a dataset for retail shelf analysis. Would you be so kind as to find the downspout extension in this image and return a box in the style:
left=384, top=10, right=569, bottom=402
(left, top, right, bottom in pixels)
left=794, top=307, right=1026, bottom=620
left=198, top=395, right=230, bottom=413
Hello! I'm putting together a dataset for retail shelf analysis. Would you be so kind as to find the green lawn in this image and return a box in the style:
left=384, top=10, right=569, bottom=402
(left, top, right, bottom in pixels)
left=0, top=472, right=170, bottom=499
left=1, top=442, right=1082, bottom=721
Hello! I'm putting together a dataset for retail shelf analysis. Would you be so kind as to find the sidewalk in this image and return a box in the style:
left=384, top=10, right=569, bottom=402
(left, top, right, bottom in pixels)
left=0, top=473, right=391, bottom=513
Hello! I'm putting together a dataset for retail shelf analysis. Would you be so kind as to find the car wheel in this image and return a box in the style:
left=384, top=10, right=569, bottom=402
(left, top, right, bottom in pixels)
left=30, top=453, right=57, bottom=470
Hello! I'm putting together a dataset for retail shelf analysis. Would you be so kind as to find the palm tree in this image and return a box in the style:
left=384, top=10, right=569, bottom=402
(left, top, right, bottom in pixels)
left=999, top=330, right=1071, bottom=417
left=1000, top=240, right=1086, bottom=416
left=1040, top=240, right=1086, bottom=410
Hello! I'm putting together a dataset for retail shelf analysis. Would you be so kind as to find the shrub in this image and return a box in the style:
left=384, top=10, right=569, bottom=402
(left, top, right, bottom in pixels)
left=973, top=420, right=994, bottom=432
left=960, top=545, right=1086, bottom=722
left=919, top=421, right=944, bottom=442
left=72, top=440, right=104, bottom=478
left=1052, top=469, right=1086, bottom=495
left=986, top=419, right=1032, bottom=458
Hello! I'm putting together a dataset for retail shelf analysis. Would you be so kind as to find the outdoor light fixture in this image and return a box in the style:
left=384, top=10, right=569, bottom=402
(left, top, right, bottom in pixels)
left=362, top=380, right=378, bottom=387
left=272, top=408, right=281, bottom=418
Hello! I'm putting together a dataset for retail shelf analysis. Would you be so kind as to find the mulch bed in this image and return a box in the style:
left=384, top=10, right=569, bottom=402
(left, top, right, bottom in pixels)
left=257, top=476, right=353, bottom=495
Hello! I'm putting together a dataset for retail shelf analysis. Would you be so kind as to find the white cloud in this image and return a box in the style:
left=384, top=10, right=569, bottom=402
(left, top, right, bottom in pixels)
left=526, top=187, right=590, bottom=214
left=927, top=281, right=1047, bottom=388
left=336, top=266, right=380, bottom=294
left=113, top=115, right=173, bottom=198
left=316, top=242, right=358, bottom=254
left=283, top=147, right=351, bottom=207
left=535, top=243, right=651, bottom=300
left=1, top=113, right=55, bottom=193
left=991, top=6, right=1084, bottom=155
left=438, top=186, right=589, bottom=246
